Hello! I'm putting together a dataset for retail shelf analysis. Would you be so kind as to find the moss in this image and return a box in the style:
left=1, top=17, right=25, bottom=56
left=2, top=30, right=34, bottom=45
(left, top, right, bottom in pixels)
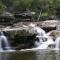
left=5, top=29, right=35, bottom=49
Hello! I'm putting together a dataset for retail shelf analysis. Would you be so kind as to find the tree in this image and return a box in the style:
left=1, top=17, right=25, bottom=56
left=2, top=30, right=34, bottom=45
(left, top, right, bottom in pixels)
left=0, top=1, right=6, bottom=14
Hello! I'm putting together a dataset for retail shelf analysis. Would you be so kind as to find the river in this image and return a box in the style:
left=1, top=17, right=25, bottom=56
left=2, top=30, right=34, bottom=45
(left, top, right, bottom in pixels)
left=0, top=50, right=60, bottom=60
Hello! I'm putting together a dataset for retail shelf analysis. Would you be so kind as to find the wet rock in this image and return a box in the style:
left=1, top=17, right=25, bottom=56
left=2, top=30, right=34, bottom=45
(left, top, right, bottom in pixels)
left=13, top=20, right=59, bottom=32
left=41, top=20, right=59, bottom=32
left=48, top=30, right=60, bottom=39
left=42, top=20, right=59, bottom=28
left=3, top=29, right=36, bottom=49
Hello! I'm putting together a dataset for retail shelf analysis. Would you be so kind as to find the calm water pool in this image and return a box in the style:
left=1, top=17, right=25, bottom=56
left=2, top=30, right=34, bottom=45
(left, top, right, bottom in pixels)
left=0, top=50, right=60, bottom=60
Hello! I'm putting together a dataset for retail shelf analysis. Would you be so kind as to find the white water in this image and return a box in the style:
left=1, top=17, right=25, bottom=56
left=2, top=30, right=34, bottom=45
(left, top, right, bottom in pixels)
left=55, top=37, right=60, bottom=50
left=29, top=24, right=55, bottom=49
left=23, top=23, right=60, bottom=50
left=33, top=26, right=60, bottom=50
left=0, top=32, right=11, bottom=51
left=35, top=36, right=55, bottom=49
left=33, top=26, right=46, bottom=36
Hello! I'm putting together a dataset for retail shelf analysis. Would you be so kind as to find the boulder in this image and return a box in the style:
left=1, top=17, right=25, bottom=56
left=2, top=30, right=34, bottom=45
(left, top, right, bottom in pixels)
left=42, top=20, right=59, bottom=28
left=2, top=28, right=35, bottom=50
left=48, top=30, right=60, bottom=39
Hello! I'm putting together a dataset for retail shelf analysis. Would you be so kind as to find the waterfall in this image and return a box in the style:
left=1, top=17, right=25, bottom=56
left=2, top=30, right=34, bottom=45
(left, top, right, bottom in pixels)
left=0, top=32, right=11, bottom=51
left=33, top=26, right=46, bottom=36
left=55, top=37, right=60, bottom=50
left=30, top=25, right=55, bottom=49
left=35, top=36, right=55, bottom=49
left=22, top=23, right=60, bottom=50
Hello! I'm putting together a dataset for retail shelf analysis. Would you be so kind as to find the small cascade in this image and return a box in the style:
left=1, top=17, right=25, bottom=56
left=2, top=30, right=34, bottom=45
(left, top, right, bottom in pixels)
left=0, top=32, right=11, bottom=51
left=28, top=23, right=46, bottom=36
left=55, top=37, right=60, bottom=50
left=28, top=23, right=55, bottom=49
left=35, top=36, right=55, bottom=49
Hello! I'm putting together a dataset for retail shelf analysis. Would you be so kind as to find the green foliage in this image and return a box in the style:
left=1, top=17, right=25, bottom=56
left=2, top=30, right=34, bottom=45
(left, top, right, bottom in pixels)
left=0, top=0, right=60, bottom=20
left=0, top=1, right=6, bottom=14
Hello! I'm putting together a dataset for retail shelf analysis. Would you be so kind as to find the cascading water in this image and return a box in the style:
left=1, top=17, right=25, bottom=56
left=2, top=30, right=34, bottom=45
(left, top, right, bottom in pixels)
left=28, top=23, right=55, bottom=49
left=33, top=26, right=46, bottom=36
left=55, top=37, right=60, bottom=50
left=0, top=32, right=11, bottom=51
left=35, top=36, right=55, bottom=49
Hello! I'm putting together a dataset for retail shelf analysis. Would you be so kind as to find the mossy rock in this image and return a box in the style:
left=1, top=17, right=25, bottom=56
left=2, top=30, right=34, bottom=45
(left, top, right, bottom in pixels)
left=5, top=29, right=35, bottom=49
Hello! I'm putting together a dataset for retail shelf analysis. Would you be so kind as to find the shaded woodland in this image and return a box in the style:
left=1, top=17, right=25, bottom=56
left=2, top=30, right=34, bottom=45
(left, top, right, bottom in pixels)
left=0, top=0, right=60, bottom=23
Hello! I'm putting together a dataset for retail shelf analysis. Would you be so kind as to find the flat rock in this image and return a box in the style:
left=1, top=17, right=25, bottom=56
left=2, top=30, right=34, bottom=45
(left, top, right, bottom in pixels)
left=42, top=20, right=59, bottom=28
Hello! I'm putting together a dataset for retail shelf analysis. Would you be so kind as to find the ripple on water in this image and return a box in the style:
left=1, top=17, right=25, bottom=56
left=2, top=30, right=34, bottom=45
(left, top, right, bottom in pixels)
left=0, top=49, right=60, bottom=60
